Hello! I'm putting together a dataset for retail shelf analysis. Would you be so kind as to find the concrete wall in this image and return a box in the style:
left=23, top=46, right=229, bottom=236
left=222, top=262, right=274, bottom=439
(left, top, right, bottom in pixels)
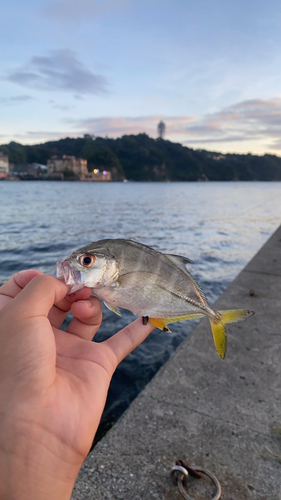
left=72, top=225, right=281, bottom=500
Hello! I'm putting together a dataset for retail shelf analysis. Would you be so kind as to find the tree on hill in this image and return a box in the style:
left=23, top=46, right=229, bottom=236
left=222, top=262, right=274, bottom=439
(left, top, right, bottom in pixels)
left=1, top=133, right=281, bottom=181
left=0, top=142, right=27, bottom=164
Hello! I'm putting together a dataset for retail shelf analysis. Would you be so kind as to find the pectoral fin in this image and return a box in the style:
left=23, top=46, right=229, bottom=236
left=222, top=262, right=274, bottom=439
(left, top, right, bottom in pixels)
left=103, top=301, right=122, bottom=316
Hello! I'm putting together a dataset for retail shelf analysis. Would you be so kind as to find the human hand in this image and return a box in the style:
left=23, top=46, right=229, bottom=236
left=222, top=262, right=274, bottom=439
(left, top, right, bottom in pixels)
left=0, top=270, right=154, bottom=500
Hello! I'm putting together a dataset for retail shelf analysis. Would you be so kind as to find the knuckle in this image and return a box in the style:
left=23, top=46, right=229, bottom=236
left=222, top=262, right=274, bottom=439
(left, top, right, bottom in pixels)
left=123, top=324, right=137, bottom=348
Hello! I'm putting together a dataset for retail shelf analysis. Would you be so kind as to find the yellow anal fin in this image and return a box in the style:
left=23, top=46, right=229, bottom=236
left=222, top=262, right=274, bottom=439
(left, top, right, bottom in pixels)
left=149, top=318, right=171, bottom=332
left=149, top=313, right=205, bottom=332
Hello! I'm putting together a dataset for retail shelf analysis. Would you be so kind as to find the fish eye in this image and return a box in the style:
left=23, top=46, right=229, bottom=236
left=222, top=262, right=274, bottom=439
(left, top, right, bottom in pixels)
left=78, top=254, right=95, bottom=268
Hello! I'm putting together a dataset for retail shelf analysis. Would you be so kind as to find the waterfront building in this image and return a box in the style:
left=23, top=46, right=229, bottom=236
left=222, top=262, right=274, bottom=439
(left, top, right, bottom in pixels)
left=83, top=170, right=112, bottom=181
left=47, top=155, right=88, bottom=178
left=11, top=162, right=47, bottom=179
left=0, top=151, right=9, bottom=177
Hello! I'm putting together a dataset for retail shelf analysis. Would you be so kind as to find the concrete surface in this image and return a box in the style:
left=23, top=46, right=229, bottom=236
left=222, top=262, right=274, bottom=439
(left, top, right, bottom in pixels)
left=72, top=226, right=281, bottom=500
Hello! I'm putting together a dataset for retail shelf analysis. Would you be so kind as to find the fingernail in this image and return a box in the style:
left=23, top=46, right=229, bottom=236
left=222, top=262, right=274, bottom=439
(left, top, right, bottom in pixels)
left=82, top=299, right=93, bottom=308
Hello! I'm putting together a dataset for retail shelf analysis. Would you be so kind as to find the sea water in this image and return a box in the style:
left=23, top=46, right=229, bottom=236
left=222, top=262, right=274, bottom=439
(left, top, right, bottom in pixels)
left=1, top=181, right=280, bottom=438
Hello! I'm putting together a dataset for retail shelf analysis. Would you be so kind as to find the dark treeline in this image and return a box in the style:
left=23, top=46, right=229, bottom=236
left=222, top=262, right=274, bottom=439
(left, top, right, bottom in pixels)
left=1, top=133, right=281, bottom=181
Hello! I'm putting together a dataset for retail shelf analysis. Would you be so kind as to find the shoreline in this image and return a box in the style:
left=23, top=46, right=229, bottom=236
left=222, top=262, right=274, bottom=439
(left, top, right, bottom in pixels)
left=1, top=177, right=281, bottom=183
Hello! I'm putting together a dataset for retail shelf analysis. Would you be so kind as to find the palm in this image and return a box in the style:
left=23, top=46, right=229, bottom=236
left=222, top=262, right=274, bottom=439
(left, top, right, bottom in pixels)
left=0, top=280, right=112, bottom=460
left=50, top=327, right=113, bottom=457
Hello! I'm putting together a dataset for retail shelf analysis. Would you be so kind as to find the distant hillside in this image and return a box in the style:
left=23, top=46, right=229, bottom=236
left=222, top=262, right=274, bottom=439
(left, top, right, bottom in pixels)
left=1, top=133, right=281, bottom=181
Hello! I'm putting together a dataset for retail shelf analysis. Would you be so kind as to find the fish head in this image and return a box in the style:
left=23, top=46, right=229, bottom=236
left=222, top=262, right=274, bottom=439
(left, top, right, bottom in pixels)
left=56, top=242, right=119, bottom=294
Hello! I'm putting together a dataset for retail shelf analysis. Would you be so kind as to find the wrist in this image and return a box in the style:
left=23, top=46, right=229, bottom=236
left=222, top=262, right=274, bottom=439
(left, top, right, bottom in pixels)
left=0, top=447, right=78, bottom=500
left=0, top=417, right=82, bottom=500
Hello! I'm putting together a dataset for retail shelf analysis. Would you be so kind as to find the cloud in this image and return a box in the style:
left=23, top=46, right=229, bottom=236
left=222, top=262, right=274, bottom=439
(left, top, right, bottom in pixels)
left=45, top=0, right=128, bottom=22
left=0, top=95, right=33, bottom=105
left=7, top=50, right=107, bottom=95
left=72, top=115, right=196, bottom=139
left=4, top=96, right=281, bottom=154
left=69, top=97, right=281, bottom=152
left=52, top=104, right=75, bottom=111
left=182, top=97, right=281, bottom=149
left=12, top=131, right=81, bottom=143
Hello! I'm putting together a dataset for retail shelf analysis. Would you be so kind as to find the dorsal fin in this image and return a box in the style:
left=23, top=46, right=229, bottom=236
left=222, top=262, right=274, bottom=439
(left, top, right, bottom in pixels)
left=164, top=254, right=210, bottom=307
left=165, top=253, right=194, bottom=275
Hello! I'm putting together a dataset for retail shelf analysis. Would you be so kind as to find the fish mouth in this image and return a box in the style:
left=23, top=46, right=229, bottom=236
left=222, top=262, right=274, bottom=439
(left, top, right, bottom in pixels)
left=56, top=261, right=85, bottom=294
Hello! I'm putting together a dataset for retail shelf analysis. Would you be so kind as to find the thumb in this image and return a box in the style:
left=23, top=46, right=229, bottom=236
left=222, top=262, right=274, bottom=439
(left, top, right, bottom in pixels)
left=3, top=274, right=68, bottom=322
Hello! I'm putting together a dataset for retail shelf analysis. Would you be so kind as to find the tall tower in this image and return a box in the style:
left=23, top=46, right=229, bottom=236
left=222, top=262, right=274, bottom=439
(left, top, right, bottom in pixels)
left=158, top=120, right=165, bottom=139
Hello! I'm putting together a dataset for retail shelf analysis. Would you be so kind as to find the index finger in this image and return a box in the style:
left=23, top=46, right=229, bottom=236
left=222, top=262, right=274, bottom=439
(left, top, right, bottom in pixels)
left=104, top=318, right=155, bottom=366
left=48, top=287, right=93, bottom=328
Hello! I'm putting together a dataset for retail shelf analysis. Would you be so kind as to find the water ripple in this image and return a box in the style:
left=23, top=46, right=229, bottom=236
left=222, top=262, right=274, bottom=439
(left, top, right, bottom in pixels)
left=1, top=180, right=281, bottom=439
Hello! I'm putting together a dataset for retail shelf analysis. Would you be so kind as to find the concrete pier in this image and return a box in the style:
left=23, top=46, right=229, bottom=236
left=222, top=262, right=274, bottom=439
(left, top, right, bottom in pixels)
left=72, top=226, right=281, bottom=500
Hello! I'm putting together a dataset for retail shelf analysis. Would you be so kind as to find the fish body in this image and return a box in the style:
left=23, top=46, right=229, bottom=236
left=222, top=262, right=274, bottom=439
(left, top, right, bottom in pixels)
left=57, top=239, right=254, bottom=358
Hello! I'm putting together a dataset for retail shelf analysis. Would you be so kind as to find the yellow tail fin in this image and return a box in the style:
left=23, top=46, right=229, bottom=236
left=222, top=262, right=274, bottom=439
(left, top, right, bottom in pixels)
left=210, top=309, right=254, bottom=359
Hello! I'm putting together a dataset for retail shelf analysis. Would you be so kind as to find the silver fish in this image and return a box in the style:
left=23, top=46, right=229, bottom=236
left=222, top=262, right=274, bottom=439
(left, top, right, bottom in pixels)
left=56, top=239, right=254, bottom=358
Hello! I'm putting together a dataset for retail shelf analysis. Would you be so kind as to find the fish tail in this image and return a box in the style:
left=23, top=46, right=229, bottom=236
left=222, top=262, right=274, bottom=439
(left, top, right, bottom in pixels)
left=210, top=309, right=254, bottom=359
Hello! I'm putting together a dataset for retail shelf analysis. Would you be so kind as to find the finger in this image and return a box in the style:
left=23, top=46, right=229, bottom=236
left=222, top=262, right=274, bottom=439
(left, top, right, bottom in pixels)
left=66, top=296, right=102, bottom=340
left=0, top=270, right=43, bottom=310
left=3, top=274, right=68, bottom=321
left=104, top=317, right=155, bottom=366
left=48, top=287, right=92, bottom=329
left=67, top=288, right=93, bottom=303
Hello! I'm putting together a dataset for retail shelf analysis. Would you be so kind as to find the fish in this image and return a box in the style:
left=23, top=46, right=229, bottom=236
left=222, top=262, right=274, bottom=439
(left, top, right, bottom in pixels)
left=56, top=239, right=254, bottom=359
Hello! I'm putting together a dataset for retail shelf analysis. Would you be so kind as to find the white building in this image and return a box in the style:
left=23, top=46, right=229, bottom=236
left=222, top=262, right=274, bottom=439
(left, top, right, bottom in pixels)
left=0, top=151, right=9, bottom=177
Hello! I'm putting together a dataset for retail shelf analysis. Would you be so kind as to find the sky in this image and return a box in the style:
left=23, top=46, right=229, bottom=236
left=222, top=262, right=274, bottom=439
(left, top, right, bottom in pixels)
left=1, top=0, right=281, bottom=155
